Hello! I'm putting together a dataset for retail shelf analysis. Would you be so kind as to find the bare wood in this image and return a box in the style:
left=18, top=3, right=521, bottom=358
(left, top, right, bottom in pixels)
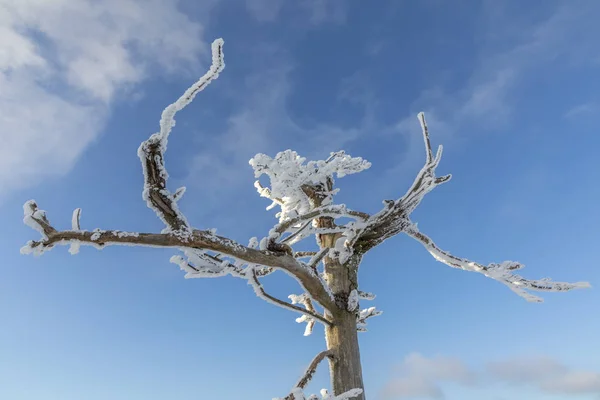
left=250, top=270, right=332, bottom=326
left=354, top=112, right=450, bottom=253
left=284, top=350, right=333, bottom=400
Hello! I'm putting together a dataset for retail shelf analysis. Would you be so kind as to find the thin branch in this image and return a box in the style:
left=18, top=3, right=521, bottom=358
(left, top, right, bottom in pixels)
left=249, top=270, right=332, bottom=326
left=137, top=39, right=225, bottom=235
left=294, top=350, right=333, bottom=390
left=281, top=220, right=313, bottom=244
left=283, top=350, right=334, bottom=400
left=274, top=205, right=369, bottom=239
left=404, top=221, right=591, bottom=302
left=355, top=112, right=451, bottom=252
left=356, top=306, right=383, bottom=332
left=295, top=251, right=317, bottom=258
left=308, top=248, right=328, bottom=271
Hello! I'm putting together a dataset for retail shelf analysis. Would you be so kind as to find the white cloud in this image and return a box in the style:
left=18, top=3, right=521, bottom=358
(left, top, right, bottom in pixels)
left=244, top=0, right=346, bottom=24
left=186, top=62, right=372, bottom=212
left=564, top=102, right=600, bottom=119
left=382, top=353, right=475, bottom=399
left=382, top=353, right=600, bottom=399
left=0, top=0, right=208, bottom=198
left=488, top=356, right=600, bottom=395
left=381, top=2, right=600, bottom=180
left=245, top=0, right=283, bottom=22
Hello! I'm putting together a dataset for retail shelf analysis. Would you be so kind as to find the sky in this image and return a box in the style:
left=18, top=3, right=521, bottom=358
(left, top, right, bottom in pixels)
left=1, top=0, right=600, bottom=399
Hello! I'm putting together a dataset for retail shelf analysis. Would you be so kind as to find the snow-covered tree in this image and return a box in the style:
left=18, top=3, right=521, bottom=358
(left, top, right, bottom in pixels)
left=21, top=39, right=590, bottom=400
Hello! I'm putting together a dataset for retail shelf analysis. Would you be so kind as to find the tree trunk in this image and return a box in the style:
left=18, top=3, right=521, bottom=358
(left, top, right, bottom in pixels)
left=313, top=183, right=365, bottom=399
left=325, top=310, right=365, bottom=399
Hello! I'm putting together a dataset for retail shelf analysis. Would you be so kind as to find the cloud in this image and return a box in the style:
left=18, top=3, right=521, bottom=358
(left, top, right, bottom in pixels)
left=382, top=353, right=600, bottom=399
left=564, top=102, right=600, bottom=119
left=488, top=356, right=600, bottom=395
left=185, top=59, right=374, bottom=214
left=0, top=0, right=208, bottom=199
left=382, top=353, right=476, bottom=399
left=245, top=0, right=283, bottom=22
left=380, top=1, right=600, bottom=180
left=244, top=0, right=346, bottom=25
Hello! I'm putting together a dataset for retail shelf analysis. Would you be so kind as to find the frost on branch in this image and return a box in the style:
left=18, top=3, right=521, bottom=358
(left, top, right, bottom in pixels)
left=356, top=307, right=383, bottom=332
left=405, top=222, right=591, bottom=302
left=350, top=112, right=590, bottom=302
left=137, top=38, right=225, bottom=237
left=289, top=293, right=319, bottom=336
left=276, top=388, right=363, bottom=400
left=276, top=350, right=363, bottom=400
left=250, top=150, right=370, bottom=222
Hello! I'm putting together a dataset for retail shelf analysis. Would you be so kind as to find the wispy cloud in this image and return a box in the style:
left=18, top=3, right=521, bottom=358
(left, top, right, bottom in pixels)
left=382, top=353, right=600, bottom=399
left=488, top=356, right=600, bottom=396
left=0, top=0, right=210, bottom=199
left=244, top=0, right=346, bottom=25
left=564, top=102, right=600, bottom=119
left=185, top=60, right=374, bottom=213
left=381, top=353, right=476, bottom=399
left=382, top=1, right=600, bottom=178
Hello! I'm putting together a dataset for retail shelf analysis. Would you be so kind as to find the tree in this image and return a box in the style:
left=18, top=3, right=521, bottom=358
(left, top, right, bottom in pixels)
left=20, top=39, right=590, bottom=400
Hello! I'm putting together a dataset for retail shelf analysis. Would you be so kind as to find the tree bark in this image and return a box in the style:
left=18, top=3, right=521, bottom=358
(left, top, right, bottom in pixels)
left=325, top=310, right=365, bottom=399
left=311, top=179, right=365, bottom=399
left=317, top=215, right=365, bottom=399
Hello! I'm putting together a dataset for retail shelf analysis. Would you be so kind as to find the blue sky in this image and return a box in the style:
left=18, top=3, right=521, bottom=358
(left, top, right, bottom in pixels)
left=1, top=0, right=600, bottom=399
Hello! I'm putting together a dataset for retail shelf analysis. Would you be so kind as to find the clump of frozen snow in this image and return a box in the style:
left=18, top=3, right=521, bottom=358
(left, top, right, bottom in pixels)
left=250, top=150, right=370, bottom=222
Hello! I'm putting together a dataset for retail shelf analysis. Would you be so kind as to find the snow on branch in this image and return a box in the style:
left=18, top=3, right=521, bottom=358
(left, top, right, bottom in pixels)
left=276, top=350, right=363, bottom=400
left=289, top=293, right=321, bottom=335
left=20, top=38, right=341, bottom=320
left=355, top=112, right=450, bottom=251
left=21, top=202, right=336, bottom=313
left=250, top=150, right=371, bottom=223
left=137, top=38, right=224, bottom=237
left=249, top=270, right=332, bottom=327
left=347, top=112, right=589, bottom=302
left=356, top=307, right=383, bottom=332
left=404, top=222, right=591, bottom=302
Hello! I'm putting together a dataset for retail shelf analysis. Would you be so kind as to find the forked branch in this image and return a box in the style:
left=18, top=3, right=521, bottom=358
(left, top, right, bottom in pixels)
left=355, top=112, right=450, bottom=251
left=20, top=39, right=337, bottom=314
left=351, top=112, right=589, bottom=302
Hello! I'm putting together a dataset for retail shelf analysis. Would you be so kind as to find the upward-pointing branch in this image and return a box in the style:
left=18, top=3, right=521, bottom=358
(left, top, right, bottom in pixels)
left=20, top=38, right=337, bottom=314
left=355, top=112, right=450, bottom=252
left=137, top=38, right=225, bottom=234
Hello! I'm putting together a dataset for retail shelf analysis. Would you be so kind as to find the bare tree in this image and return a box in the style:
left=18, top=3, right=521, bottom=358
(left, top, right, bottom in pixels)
left=21, top=39, right=590, bottom=400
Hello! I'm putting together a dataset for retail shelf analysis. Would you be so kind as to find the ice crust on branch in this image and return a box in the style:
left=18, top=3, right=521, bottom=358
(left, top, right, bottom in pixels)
left=250, top=150, right=370, bottom=222
left=404, top=222, right=591, bottom=302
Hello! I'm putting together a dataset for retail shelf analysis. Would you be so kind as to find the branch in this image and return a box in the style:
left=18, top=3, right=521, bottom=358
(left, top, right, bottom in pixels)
left=356, top=306, right=383, bottom=332
left=249, top=270, right=332, bottom=327
left=21, top=201, right=337, bottom=311
left=273, top=205, right=369, bottom=240
left=282, top=350, right=333, bottom=400
left=295, top=251, right=317, bottom=258
left=404, top=221, right=591, bottom=302
left=293, top=350, right=333, bottom=392
left=355, top=112, right=450, bottom=252
left=289, top=293, right=322, bottom=335
left=308, top=248, right=328, bottom=271
left=137, top=38, right=225, bottom=236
